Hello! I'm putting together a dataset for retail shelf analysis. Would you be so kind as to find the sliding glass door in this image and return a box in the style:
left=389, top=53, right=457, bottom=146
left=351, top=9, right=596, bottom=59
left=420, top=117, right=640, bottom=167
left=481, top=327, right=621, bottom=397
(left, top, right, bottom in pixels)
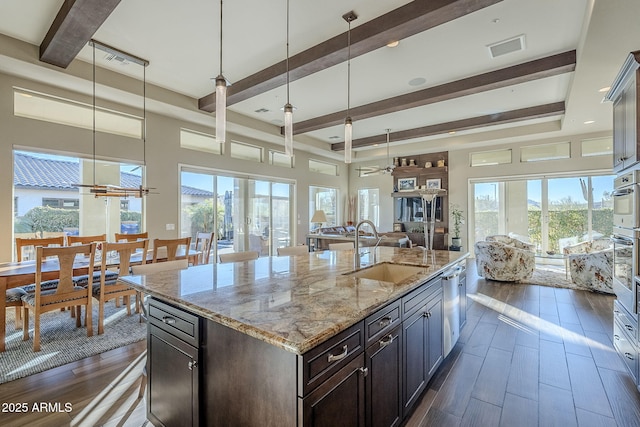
left=180, top=168, right=294, bottom=261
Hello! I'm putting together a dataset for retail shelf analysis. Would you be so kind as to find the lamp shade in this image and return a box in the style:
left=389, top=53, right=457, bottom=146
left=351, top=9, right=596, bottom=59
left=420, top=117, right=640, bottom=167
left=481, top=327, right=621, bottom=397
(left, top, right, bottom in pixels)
left=311, top=210, right=328, bottom=223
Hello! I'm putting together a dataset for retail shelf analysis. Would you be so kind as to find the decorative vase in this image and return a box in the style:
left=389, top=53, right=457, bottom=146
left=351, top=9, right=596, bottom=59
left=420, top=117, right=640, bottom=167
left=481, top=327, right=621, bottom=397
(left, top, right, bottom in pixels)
left=451, top=237, right=462, bottom=247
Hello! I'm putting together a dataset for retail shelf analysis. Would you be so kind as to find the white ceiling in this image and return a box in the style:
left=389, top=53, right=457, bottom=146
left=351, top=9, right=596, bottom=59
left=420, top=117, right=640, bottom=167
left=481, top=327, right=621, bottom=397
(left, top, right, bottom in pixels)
left=0, top=0, right=639, bottom=163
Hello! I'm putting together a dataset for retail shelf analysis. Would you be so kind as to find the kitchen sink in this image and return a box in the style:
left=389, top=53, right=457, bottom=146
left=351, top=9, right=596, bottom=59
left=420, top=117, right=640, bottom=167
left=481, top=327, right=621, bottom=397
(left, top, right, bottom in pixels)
left=346, top=263, right=426, bottom=284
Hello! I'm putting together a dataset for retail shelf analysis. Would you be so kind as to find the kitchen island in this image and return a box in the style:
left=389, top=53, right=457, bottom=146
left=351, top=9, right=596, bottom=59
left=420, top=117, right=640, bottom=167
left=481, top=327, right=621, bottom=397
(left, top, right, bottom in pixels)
left=121, top=247, right=468, bottom=427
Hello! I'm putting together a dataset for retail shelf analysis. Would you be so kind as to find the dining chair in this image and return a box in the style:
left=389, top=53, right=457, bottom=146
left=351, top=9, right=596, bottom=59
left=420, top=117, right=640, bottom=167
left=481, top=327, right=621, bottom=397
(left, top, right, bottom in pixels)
left=194, top=232, right=215, bottom=264
left=152, top=237, right=192, bottom=263
left=219, top=251, right=259, bottom=263
left=94, top=239, right=150, bottom=335
left=21, top=243, right=96, bottom=351
left=114, top=232, right=149, bottom=242
left=328, top=242, right=354, bottom=251
left=66, top=234, right=107, bottom=245
left=276, top=245, right=309, bottom=256
left=15, top=236, right=65, bottom=262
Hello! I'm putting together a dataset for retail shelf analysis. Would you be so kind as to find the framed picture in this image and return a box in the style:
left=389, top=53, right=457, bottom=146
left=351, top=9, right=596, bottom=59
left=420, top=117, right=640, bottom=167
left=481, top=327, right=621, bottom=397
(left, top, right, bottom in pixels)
left=426, top=178, right=441, bottom=189
left=398, top=177, right=417, bottom=192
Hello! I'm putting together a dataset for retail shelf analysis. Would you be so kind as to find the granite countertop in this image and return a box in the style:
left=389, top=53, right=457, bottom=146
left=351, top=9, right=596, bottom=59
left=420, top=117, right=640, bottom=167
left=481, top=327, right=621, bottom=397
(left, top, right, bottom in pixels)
left=120, top=247, right=469, bottom=354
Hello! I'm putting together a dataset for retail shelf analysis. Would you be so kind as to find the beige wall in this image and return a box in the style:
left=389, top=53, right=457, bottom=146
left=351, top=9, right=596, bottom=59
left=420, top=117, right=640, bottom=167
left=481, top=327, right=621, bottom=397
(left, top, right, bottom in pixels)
left=0, top=71, right=348, bottom=262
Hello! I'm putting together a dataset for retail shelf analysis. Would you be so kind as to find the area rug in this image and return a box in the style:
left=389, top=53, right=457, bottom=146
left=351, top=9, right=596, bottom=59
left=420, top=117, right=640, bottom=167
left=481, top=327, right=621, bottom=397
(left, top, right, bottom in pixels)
left=520, top=266, right=583, bottom=291
left=1, top=302, right=146, bottom=384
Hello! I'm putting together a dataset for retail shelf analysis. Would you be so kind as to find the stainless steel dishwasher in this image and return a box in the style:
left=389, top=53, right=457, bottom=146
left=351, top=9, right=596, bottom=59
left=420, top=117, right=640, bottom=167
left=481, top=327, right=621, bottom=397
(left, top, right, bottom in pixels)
left=442, top=265, right=463, bottom=357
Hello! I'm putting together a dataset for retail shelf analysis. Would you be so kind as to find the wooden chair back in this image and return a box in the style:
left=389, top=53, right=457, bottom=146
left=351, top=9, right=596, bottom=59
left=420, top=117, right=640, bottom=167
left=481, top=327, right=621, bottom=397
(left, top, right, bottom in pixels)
left=328, top=242, right=354, bottom=251
left=152, top=237, right=192, bottom=263
left=15, top=236, right=65, bottom=262
left=195, top=232, right=215, bottom=264
left=276, top=245, right=309, bottom=256
left=114, top=232, right=149, bottom=242
left=22, top=243, right=96, bottom=350
left=67, top=234, right=107, bottom=246
left=219, top=251, right=259, bottom=264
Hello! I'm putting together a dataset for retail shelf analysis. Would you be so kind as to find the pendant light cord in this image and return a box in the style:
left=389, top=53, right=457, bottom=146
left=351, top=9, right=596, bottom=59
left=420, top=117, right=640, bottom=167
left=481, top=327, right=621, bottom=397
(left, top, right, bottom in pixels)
left=143, top=64, right=147, bottom=169
left=219, top=0, right=223, bottom=76
left=347, top=19, right=351, bottom=117
left=286, top=0, right=290, bottom=104
left=92, top=42, right=96, bottom=187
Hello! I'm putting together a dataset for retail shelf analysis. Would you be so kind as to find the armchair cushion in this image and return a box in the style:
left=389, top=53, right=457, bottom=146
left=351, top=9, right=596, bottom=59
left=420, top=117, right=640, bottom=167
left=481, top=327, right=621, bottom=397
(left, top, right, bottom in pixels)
left=486, top=235, right=536, bottom=252
left=475, top=240, right=535, bottom=282
left=568, top=248, right=614, bottom=294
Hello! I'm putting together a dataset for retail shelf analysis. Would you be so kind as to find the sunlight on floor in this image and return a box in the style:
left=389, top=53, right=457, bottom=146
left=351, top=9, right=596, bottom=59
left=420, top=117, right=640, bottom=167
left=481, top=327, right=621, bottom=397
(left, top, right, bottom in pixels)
left=468, top=292, right=611, bottom=351
left=70, top=350, right=146, bottom=427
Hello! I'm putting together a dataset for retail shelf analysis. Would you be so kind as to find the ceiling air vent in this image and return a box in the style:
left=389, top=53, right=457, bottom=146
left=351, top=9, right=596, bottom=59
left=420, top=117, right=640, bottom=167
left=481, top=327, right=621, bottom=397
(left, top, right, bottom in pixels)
left=103, top=53, right=130, bottom=65
left=487, top=35, right=525, bottom=58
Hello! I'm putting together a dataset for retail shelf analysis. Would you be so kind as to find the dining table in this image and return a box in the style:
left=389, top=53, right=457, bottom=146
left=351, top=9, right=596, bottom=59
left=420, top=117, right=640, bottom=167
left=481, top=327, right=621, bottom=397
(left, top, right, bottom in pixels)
left=0, top=248, right=201, bottom=352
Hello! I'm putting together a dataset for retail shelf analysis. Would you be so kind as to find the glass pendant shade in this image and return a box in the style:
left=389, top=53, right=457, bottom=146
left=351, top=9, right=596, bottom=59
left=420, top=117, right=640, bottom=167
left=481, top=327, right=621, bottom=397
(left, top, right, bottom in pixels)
left=215, top=75, right=227, bottom=144
left=344, top=116, right=353, bottom=164
left=284, top=103, right=294, bottom=156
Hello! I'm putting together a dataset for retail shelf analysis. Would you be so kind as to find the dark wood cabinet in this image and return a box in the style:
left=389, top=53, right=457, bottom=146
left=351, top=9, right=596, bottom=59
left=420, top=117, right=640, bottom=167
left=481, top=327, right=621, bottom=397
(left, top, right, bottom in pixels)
left=301, top=353, right=367, bottom=427
left=147, top=299, right=201, bottom=427
left=366, top=324, right=403, bottom=427
left=401, top=278, right=444, bottom=416
left=606, top=51, right=640, bottom=172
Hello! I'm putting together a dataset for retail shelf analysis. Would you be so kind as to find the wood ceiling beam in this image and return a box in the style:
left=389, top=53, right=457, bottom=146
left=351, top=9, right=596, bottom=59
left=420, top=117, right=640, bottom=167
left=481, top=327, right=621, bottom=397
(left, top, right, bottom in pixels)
left=330, top=102, right=566, bottom=151
left=298, top=50, right=576, bottom=136
left=198, top=0, right=503, bottom=112
left=40, top=0, right=122, bottom=68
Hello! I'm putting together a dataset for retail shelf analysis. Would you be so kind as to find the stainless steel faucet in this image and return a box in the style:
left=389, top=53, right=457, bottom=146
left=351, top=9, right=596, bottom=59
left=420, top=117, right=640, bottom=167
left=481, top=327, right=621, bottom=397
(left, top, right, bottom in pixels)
left=354, top=220, right=381, bottom=268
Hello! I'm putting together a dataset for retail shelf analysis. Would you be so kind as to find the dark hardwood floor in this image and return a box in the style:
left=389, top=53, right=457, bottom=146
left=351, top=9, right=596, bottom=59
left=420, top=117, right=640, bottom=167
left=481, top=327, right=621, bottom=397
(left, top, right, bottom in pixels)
left=1, top=259, right=639, bottom=427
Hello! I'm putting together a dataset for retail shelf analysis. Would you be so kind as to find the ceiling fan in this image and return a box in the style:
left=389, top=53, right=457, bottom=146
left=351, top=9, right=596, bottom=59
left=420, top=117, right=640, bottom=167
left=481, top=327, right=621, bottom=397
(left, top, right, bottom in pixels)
left=357, top=129, right=395, bottom=175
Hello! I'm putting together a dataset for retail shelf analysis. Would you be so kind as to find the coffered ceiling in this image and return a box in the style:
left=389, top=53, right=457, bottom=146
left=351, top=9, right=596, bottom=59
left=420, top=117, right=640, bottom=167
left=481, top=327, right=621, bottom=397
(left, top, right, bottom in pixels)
left=1, top=0, right=639, bottom=163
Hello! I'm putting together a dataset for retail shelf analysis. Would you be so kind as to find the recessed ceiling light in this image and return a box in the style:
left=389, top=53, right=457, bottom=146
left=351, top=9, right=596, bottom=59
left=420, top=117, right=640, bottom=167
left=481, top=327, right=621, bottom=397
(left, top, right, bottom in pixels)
left=254, top=108, right=270, bottom=113
left=409, top=77, right=426, bottom=86
left=386, top=40, right=399, bottom=48
left=373, top=144, right=379, bottom=147
left=598, top=86, right=610, bottom=93
left=448, top=131, right=456, bottom=135
left=584, top=120, right=595, bottom=124
left=491, top=18, right=500, bottom=24
left=329, top=135, right=341, bottom=140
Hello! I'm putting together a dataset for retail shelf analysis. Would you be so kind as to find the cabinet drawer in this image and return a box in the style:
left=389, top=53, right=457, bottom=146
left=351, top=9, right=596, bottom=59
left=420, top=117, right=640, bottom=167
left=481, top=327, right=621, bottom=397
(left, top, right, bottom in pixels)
left=365, top=300, right=401, bottom=346
left=402, top=277, right=442, bottom=318
left=613, top=316, right=639, bottom=384
left=613, top=300, right=637, bottom=340
left=299, top=321, right=364, bottom=396
left=149, top=298, right=200, bottom=347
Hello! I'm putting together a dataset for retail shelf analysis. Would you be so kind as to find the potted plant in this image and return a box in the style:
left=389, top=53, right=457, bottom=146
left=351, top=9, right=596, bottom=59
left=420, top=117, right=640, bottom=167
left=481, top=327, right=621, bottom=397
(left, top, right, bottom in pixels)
left=450, top=204, right=464, bottom=248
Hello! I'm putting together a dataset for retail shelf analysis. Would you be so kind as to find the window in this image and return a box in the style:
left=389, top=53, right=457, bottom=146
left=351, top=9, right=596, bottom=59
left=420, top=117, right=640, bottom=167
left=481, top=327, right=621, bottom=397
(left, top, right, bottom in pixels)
left=180, top=128, right=222, bottom=154
left=581, top=137, right=613, bottom=157
left=309, top=159, right=338, bottom=176
left=470, top=149, right=512, bottom=167
left=309, top=186, right=338, bottom=230
left=269, top=150, right=293, bottom=168
left=230, top=141, right=262, bottom=162
left=14, top=88, right=142, bottom=139
left=358, top=188, right=379, bottom=226
left=520, top=142, right=570, bottom=162
left=13, top=150, right=145, bottom=260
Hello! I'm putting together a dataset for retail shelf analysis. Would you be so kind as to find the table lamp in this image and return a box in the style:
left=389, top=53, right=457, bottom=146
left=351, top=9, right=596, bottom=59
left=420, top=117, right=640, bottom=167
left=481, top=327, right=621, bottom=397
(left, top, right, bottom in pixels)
left=311, top=210, right=328, bottom=234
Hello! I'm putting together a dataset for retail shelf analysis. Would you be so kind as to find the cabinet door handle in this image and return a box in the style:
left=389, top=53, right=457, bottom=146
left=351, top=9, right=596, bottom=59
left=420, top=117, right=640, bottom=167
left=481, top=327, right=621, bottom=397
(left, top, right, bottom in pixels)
left=614, top=334, right=620, bottom=341
left=625, top=324, right=634, bottom=331
left=327, top=345, right=348, bottom=362
left=358, top=367, right=368, bottom=377
left=188, top=360, right=198, bottom=370
left=162, top=316, right=176, bottom=325
left=378, top=316, right=393, bottom=328
left=625, top=352, right=634, bottom=361
left=379, top=334, right=395, bottom=349
left=422, top=311, right=431, bottom=318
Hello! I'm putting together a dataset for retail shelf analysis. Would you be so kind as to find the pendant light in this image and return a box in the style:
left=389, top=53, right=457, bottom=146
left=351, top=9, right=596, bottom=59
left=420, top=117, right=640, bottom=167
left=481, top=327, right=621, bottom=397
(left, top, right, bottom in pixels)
left=343, top=11, right=357, bottom=164
left=283, top=0, right=294, bottom=156
left=76, top=40, right=151, bottom=198
left=215, top=0, right=227, bottom=145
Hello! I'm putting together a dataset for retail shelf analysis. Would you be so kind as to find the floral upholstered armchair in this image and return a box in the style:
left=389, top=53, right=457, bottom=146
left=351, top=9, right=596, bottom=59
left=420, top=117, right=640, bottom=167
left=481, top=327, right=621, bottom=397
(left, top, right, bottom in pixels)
left=486, top=234, right=536, bottom=252
left=563, top=239, right=614, bottom=294
left=474, top=237, right=535, bottom=282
